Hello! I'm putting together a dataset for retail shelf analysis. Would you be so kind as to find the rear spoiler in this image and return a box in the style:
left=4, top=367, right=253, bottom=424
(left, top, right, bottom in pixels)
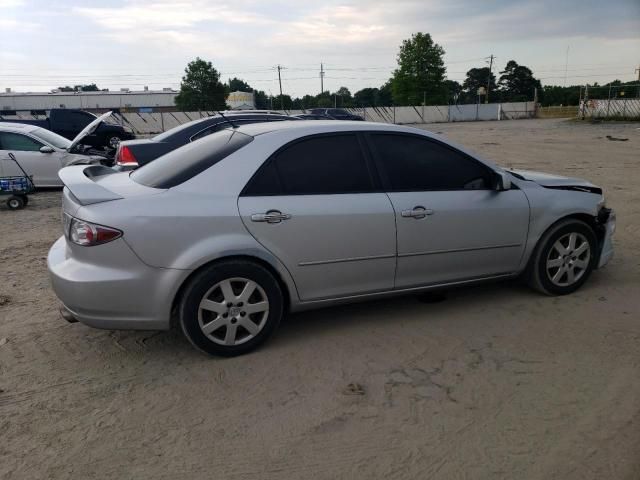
left=58, top=165, right=123, bottom=205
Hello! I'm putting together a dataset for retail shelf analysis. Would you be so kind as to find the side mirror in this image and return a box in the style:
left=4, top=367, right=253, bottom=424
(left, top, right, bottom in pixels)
left=495, top=171, right=512, bottom=191
left=40, top=146, right=54, bottom=153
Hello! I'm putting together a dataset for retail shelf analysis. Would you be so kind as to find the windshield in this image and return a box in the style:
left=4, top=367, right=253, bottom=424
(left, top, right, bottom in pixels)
left=131, top=128, right=253, bottom=188
left=31, top=127, right=72, bottom=149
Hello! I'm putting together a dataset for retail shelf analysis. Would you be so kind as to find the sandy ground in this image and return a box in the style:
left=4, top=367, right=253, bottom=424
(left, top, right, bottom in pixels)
left=0, top=118, right=638, bottom=479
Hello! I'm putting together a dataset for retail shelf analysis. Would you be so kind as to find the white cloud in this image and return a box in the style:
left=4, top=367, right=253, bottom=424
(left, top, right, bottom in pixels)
left=0, top=0, right=24, bottom=7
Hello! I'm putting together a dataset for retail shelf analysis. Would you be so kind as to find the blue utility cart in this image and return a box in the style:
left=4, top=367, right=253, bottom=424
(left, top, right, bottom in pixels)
left=0, top=153, right=34, bottom=210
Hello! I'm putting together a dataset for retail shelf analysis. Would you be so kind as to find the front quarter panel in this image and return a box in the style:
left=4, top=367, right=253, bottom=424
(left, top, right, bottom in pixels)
left=516, top=179, right=603, bottom=270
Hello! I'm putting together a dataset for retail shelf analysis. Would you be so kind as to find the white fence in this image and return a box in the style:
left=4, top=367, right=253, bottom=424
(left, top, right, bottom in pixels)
left=580, top=98, right=640, bottom=119
left=0, top=101, right=536, bottom=135
left=279, top=102, right=535, bottom=125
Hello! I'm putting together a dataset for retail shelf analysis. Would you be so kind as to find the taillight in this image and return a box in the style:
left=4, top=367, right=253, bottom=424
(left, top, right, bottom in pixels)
left=69, top=217, right=122, bottom=246
left=116, top=145, right=138, bottom=166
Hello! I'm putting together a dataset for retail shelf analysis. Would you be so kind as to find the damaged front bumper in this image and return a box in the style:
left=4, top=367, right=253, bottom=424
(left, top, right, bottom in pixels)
left=597, top=207, right=615, bottom=268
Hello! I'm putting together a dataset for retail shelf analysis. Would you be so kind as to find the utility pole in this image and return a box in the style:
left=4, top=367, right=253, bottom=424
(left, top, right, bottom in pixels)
left=485, top=54, right=494, bottom=104
left=563, top=45, right=570, bottom=87
left=276, top=65, right=285, bottom=110
left=320, top=63, right=325, bottom=94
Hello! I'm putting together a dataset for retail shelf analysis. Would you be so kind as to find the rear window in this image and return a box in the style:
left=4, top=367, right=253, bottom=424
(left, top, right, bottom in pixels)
left=131, top=129, right=253, bottom=188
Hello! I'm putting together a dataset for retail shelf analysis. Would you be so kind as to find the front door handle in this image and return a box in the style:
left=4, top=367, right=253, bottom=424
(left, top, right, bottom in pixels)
left=401, top=206, right=434, bottom=219
left=250, top=210, right=292, bottom=224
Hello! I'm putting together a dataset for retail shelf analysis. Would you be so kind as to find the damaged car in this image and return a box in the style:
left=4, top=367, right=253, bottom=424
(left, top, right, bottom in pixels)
left=0, top=112, right=114, bottom=187
left=48, top=121, right=615, bottom=356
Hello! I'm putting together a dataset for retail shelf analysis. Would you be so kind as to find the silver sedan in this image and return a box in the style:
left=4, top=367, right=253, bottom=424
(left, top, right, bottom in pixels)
left=48, top=121, right=615, bottom=356
left=0, top=121, right=106, bottom=187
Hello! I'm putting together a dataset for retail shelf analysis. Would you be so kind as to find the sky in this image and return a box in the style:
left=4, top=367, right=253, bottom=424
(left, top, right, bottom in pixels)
left=1, top=0, right=639, bottom=97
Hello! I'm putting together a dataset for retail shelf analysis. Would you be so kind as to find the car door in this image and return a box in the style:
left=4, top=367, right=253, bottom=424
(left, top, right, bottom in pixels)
left=238, top=133, right=397, bottom=301
left=367, top=132, right=529, bottom=289
left=0, top=132, right=63, bottom=186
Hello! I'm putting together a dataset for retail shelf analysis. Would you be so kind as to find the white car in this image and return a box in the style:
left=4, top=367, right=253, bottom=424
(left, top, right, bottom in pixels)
left=0, top=114, right=110, bottom=187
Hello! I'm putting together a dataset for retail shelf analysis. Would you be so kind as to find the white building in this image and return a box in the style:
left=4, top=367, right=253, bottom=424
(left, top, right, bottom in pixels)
left=226, top=91, right=255, bottom=110
left=0, top=88, right=178, bottom=111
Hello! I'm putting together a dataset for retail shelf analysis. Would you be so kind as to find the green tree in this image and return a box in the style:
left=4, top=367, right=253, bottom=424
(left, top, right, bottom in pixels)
left=497, top=60, right=541, bottom=102
left=444, top=80, right=462, bottom=104
left=390, top=32, right=447, bottom=106
left=354, top=87, right=379, bottom=106
left=254, top=90, right=270, bottom=109
left=333, top=86, right=353, bottom=107
left=175, top=57, right=227, bottom=111
left=541, top=85, right=581, bottom=106
left=377, top=81, right=393, bottom=106
left=461, top=67, right=495, bottom=103
left=273, top=94, right=293, bottom=110
left=316, top=91, right=333, bottom=108
left=58, top=84, right=100, bottom=92
left=299, top=94, right=317, bottom=109
left=227, top=77, right=253, bottom=92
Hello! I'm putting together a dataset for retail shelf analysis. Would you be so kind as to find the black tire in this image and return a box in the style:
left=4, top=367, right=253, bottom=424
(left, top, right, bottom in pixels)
left=179, top=260, right=283, bottom=357
left=6, top=195, right=25, bottom=210
left=19, top=195, right=28, bottom=206
left=527, top=219, right=597, bottom=295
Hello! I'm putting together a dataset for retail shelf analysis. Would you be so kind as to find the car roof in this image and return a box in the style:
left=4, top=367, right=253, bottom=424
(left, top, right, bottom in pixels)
left=234, top=120, right=437, bottom=138
left=0, top=122, right=40, bottom=133
left=153, top=112, right=295, bottom=142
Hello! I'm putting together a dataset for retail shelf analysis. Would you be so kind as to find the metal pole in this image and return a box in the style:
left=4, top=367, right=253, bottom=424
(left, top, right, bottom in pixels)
left=320, top=63, right=324, bottom=94
left=606, top=85, right=612, bottom=118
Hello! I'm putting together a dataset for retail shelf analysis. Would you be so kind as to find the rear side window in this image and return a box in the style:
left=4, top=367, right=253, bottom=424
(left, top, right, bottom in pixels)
left=131, top=129, right=253, bottom=188
left=369, top=134, right=493, bottom=191
left=243, top=134, right=373, bottom=196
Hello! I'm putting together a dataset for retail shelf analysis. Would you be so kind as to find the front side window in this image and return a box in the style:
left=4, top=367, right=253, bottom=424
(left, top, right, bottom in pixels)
left=0, top=132, right=43, bottom=151
left=369, top=134, right=493, bottom=191
left=243, top=134, right=373, bottom=196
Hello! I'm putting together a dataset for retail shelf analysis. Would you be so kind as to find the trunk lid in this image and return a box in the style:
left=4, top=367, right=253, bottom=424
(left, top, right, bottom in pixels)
left=59, top=164, right=164, bottom=206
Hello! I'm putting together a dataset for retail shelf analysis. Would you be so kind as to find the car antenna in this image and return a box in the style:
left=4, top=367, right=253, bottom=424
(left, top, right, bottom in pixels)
left=217, top=111, right=239, bottom=129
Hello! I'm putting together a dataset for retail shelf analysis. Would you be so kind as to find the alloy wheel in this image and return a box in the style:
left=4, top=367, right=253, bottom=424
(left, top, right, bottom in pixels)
left=546, top=232, right=591, bottom=287
left=198, top=277, right=269, bottom=346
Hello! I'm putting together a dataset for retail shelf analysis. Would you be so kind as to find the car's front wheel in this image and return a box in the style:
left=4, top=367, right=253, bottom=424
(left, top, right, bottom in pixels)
left=179, top=260, right=283, bottom=356
left=528, top=219, right=597, bottom=295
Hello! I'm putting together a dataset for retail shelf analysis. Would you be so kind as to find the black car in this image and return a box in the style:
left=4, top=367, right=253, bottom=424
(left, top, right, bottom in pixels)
left=114, top=112, right=299, bottom=170
left=293, top=113, right=333, bottom=120
left=308, top=108, right=364, bottom=121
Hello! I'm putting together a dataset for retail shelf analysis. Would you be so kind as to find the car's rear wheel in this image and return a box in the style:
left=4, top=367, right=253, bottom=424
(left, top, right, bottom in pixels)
left=528, top=219, right=597, bottom=295
left=179, top=260, right=283, bottom=356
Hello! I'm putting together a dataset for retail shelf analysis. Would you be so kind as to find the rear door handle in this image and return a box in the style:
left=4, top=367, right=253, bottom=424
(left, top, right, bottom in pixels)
left=250, top=210, right=291, bottom=223
left=401, top=206, right=434, bottom=219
